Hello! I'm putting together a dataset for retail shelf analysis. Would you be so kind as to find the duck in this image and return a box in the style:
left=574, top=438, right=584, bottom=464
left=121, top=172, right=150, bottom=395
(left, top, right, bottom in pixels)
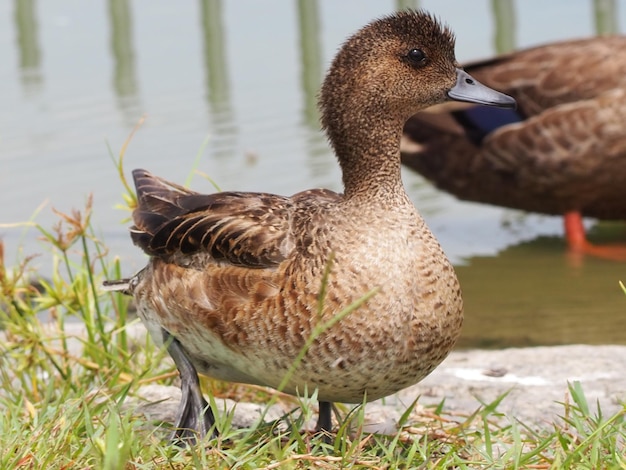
left=401, top=36, right=626, bottom=260
left=105, top=10, right=515, bottom=444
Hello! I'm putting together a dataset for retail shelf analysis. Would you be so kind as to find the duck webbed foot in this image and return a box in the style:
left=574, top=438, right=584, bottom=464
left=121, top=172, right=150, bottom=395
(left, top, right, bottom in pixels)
left=565, top=211, right=626, bottom=262
left=163, top=329, right=218, bottom=445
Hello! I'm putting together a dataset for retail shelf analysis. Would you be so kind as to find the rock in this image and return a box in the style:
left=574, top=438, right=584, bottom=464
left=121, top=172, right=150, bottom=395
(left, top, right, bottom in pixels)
left=395, top=345, right=626, bottom=429
left=130, top=384, right=286, bottom=432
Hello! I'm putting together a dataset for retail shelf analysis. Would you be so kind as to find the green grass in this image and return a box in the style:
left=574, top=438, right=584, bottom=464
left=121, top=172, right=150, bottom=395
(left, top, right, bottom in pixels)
left=0, top=164, right=624, bottom=469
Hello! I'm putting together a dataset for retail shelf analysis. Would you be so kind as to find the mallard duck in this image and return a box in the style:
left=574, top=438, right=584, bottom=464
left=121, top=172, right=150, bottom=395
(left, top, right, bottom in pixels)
left=401, top=36, right=626, bottom=260
left=105, top=10, right=514, bottom=443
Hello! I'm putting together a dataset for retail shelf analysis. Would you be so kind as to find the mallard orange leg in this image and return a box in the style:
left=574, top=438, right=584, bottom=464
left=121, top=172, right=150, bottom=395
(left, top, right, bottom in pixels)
left=564, top=211, right=626, bottom=261
left=164, top=330, right=218, bottom=445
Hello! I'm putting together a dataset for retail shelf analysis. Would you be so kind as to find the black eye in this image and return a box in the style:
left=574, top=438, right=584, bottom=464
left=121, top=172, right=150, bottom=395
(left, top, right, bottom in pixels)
left=407, top=48, right=426, bottom=64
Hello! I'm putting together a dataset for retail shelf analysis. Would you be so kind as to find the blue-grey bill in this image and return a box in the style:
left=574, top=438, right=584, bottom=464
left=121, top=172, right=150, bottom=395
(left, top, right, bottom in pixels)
left=447, top=68, right=516, bottom=109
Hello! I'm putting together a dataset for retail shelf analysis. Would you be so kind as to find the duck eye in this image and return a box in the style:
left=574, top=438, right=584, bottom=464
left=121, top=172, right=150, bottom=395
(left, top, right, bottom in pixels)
left=407, top=48, right=426, bottom=64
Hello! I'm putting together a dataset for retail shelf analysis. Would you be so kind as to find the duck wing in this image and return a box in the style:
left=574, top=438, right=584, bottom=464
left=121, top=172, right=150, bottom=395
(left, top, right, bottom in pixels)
left=481, top=88, right=626, bottom=193
left=402, top=88, right=626, bottom=217
left=465, top=36, right=626, bottom=117
left=131, top=169, right=340, bottom=269
left=482, top=89, right=626, bottom=173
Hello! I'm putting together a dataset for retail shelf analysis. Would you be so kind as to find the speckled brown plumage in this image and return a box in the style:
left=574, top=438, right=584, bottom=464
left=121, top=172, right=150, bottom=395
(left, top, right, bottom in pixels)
left=401, top=36, right=626, bottom=219
left=130, top=166, right=463, bottom=403
left=112, top=10, right=516, bottom=441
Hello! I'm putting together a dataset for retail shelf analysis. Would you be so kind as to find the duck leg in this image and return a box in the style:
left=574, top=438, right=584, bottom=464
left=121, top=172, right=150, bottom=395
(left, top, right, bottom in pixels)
left=564, top=211, right=588, bottom=250
left=316, top=401, right=333, bottom=432
left=564, top=211, right=626, bottom=261
left=163, top=329, right=218, bottom=444
left=315, top=400, right=333, bottom=443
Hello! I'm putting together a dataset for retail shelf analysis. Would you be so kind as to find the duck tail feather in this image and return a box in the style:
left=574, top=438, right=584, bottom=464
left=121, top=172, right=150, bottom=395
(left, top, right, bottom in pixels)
left=102, top=279, right=132, bottom=295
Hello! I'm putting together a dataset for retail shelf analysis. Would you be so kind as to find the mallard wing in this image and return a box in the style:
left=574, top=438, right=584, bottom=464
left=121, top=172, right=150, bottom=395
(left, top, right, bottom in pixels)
left=481, top=88, right=626, bottom=193
left=466, top=36, right=626, bottom=116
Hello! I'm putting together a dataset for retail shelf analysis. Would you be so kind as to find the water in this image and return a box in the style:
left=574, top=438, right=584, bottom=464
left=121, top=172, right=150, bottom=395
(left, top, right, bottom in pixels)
left=1, top=0, right=625, bottom=347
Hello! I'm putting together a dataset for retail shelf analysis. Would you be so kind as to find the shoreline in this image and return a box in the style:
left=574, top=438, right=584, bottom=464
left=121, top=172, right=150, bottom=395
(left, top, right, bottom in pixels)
left=7, top=322, right=625, bottom=432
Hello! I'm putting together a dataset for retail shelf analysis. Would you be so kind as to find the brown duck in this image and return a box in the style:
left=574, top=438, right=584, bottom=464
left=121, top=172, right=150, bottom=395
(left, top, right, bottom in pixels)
left=106, top=10, right=514, bottom=443
left=401, top=36, right=626, bottom=260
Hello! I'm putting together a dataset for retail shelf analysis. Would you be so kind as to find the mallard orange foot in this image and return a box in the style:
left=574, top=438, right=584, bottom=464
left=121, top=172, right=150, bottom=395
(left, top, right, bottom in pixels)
left=564, top=212, right=626, bottom=262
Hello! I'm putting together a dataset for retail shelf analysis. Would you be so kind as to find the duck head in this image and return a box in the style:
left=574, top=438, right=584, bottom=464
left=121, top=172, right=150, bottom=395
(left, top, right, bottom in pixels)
left=320, top=10, right=515, bottom=139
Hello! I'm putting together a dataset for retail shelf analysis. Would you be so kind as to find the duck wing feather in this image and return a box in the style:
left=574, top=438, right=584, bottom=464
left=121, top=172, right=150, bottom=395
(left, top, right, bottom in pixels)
left=130, top=169, right=342, bottom=269
left=464, top=36, right=626, bottom=117
left=481, top=88, right=626, bottom=187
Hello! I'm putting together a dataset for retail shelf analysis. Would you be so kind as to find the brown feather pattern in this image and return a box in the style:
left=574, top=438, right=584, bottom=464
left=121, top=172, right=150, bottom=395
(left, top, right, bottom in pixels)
left=131, top=169, right=302, bottom=267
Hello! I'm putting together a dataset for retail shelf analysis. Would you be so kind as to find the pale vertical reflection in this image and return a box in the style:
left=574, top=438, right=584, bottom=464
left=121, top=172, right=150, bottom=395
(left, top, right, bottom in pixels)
left=593, top=0, right=619, bottom=35
left=14, top=0, right=42, bottom=94
left=297, top=0, right=322, bottom=128
left=199, top=0, right=235, bottom=160
left=395, top=0, right=419, bottom=11
left=491, top=0, right=516, bottom=54
left=200, top=0, right=230, bottom=110
left=108, top=0, right=139, bottom=114
left=296, top=0, right=330, bottom=178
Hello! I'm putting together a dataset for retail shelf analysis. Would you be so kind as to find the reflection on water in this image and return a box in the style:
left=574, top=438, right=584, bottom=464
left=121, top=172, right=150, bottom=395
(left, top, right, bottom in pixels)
left=200, top=0, right=229, bottom=109
left=296, top=0, right=322, bottom=128
left=295, top=0, right=330, bottom=177
left=396, top=0, right=420, bottom=10
left=199, top=0, right=237, bottom=161
left=457, top=233, right=626, bottom=349
left=1, top=1, right=625, bottom=348
left=14, top=0, right=42, bottom=93
left=108, top=0, right=139, bottom=121
left=594, top=0, right=620, bottom=34
left=108, top=0, right=136, bottom=98
left=491, top=0, right=516, bottom=53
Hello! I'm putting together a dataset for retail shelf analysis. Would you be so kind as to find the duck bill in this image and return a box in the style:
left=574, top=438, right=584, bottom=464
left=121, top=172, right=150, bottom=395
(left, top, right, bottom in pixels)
left=447, top=68, right=516, bottom=109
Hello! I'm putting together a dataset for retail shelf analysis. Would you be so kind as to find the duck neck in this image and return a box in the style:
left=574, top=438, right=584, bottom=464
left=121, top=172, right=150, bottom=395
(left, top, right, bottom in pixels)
left=327, top=104, right=407, bottom=202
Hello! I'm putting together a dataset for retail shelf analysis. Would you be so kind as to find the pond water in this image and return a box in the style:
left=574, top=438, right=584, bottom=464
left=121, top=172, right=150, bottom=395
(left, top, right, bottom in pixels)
left=1, top=0, right=625, bottom=348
